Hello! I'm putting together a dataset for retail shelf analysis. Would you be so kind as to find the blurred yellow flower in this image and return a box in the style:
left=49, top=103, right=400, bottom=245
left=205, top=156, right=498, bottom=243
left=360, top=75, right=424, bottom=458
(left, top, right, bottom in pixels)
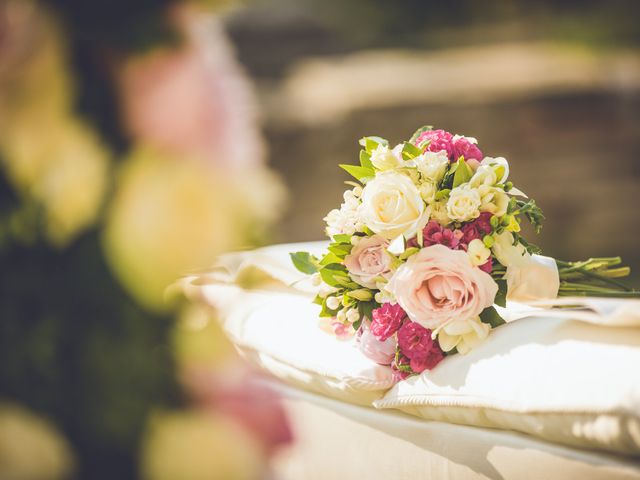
left=0, top=403, right=75, bottom=480
left=1, top=113, right=109, bottom=246
left=141, top=409, right=263, bottom=480
left=103, top=148, right=243, bottom=312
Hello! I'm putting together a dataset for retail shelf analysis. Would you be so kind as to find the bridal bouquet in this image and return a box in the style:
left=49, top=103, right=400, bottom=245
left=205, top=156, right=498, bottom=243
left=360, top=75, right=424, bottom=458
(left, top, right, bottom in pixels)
left=291, top=126, right=638, bottom=380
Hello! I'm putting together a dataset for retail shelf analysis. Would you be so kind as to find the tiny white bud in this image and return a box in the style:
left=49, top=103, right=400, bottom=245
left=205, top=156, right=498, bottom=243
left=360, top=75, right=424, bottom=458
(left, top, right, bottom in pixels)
left=326, top=295, right=342, bottom=310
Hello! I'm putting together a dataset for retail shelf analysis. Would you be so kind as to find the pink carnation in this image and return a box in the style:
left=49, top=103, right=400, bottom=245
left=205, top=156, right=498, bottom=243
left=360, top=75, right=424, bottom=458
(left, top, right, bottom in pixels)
left=451, top=136, right=483, bottom=162
left=370, top=303, right=406, bottom=341
left=422, top=221, right=463, bottom=250
left=396, top=321, right=445, bottom=375
left=460, top=212, right=493, bottom=245
left=416, top=129, right=454, bottom=158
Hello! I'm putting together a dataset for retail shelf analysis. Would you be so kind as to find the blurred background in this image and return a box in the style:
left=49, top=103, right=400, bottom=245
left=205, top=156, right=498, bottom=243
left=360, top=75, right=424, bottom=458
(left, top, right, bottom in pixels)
left=0, top=0, right=638, bottom=479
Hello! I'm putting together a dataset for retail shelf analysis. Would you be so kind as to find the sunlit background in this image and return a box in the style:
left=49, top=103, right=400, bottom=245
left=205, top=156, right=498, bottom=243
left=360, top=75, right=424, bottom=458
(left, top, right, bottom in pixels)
left=0, top=0, right=638, bottom=479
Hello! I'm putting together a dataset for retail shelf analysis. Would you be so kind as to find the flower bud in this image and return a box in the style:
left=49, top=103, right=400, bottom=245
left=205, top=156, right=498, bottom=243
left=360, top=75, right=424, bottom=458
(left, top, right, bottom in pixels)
left=326, top=295, right=341, bottom=310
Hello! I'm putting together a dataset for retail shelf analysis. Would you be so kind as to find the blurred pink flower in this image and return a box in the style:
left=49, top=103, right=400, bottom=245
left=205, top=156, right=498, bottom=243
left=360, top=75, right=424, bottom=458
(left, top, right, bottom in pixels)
left=183, top=368, right=292, bottom=457
left=118, top=7, right=264, bottom=171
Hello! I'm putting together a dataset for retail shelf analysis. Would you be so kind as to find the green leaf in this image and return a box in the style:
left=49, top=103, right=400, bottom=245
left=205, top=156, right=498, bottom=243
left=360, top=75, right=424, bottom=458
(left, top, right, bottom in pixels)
left=409, top=125, right=433, bottom=144
left=319, top=297, right=339, bottom=318
left=359, top=150, right=373, bottom=168
left=435, top=188, right=451, bottom=201
left=399, top=247, right=420, bottom=260
left=290, top=251, right=319, bottom=274
left=328, top=243, right=353, bottom=258
left=358, top=300, right=379, bottom=323
left=358, top=136, right=388, bottom=154
left=401, top=141, right=422, bottom=160
left=320, top=252, right=342, bottom=266
left=452, top=158, right=473, bottom=188
left=479, top=306, right=506, bottom=328
left=494, top=279, right=508, bottom=307
left=319, top=263, right=349, bottom=288
left=332, top=234, right=352, bottom=244
left=339, top=164, right=375, bottom=182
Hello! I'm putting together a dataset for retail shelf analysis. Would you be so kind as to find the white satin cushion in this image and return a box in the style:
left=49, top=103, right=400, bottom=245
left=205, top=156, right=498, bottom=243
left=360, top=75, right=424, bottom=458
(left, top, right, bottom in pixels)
left=182, top=242, right=395, bottom=405
left=375, top=314, right=640, bottom=456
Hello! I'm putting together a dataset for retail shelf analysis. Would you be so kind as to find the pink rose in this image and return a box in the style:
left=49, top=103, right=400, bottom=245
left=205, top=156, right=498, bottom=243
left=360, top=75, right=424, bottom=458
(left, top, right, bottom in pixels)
left=415, top=129, right=454, bottom=158
left=370, top=303, right=406, bottom=341
left=357, top=325, right=397, bottom=365
left=422, top=221, right=463, bottom=250
left=344, top=235, right=391, bottom=288
left=387, top=244, right=498, bottom=330
left=451, top=136, right=483, bottom=162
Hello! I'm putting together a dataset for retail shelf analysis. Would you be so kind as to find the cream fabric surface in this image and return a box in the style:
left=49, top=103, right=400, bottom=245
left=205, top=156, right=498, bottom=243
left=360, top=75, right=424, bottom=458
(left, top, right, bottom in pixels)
left=182, top=241, right=640, bottom=455
left=271, top=380, right=640, bottom=480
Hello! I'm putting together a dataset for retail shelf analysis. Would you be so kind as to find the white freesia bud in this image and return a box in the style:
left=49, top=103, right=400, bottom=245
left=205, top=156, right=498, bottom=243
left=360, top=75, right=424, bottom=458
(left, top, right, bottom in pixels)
left=348, top=289, right=373, bottom=301
left=370, top=144, right=403, bottom=171
left=326, top=295, right=342, bottom=310
left=480, top=157, right=509, bottom=184
left=437, top=316, right=490, bottom=354
left=360, top=171, right=429, bottom=239
left=311, top=273, right=322, bottom=286
left=414, top=151, right=449, bottom=182
left=467, top=239, right=491, bottom=266
left=346, top=308, right=361, bottom=324
left=319, top=282, right=338, bottom=298
left=419, top=181, right=438, bottom=203
left=447, top=185, right=481, bottom=222
left=336, top=309, right=347, bottom=323
left=478, top=185, right=509, bottom=217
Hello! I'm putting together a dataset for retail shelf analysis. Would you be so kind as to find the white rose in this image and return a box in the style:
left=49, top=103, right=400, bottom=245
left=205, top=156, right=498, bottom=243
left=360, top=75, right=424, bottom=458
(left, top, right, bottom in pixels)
left=370, top=144, right=403, bottom=171
left=360, top=171, right=429, bottom=239
left=446, top=185, right=481, bottom=222
left=491, top=231, right=528, bottom=267
left=419, top=181, right=438, bottom=203
left=437, top=316, right=490, bottom=354
left=467, top=238, right=491, bottom=266
left=413, top=151, right=449, bottom=182
left=478, top=185, right=509, bottom=217
left=480, top=156, right=509, bottom=184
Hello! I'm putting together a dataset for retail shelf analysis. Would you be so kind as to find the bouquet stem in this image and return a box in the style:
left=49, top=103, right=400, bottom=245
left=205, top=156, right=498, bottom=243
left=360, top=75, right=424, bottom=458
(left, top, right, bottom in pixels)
left=556, top=258, right=640, bottom=297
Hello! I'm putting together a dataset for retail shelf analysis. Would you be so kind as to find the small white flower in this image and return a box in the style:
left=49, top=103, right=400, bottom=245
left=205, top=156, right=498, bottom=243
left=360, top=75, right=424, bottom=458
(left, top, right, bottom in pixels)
left=413, top=151, right=449, bottom=182
left=491, top=231, right=528, bottom=267
left=311, top=273, right=322, bottom=286
left=370, top=144, right=403, bottom=171
left=467, top=239, right=491, bottom=266
left=480, top=157, right=509, bottom=184
left=419, top=181, right=438, bottom=203
left=437, top=316, right=490, bottom=354
left=346, top=308, right=360, bottom=324
left=430, top=200, right=452, bottom=226
left=470, top=165, right=498, bottom=188
left=447, top=185, right=481, bottom=222
left=478, top=185, right=509, bottom=217
left=324, top=187, right=364, bottom=237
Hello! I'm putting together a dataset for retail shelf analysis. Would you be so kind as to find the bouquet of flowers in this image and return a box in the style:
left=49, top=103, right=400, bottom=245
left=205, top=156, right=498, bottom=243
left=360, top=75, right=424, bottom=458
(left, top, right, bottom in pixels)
left=291, top=126, right=638, bottom=380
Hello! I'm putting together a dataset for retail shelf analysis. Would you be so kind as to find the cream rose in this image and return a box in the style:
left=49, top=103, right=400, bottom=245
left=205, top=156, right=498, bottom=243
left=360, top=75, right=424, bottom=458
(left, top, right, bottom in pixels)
left=437, top=316, right=490, bottom=354
left=387, top=244, right=498, bottom=330
left=419, top=181, right=438, bottom=203
left=413, top=151, right=449, bottom=182
left=360, top=171, right=428, bottom=239
left=343, top=235, right=392, bottom=288
left=446, top=185, right=481, bottom=222
left=429, top=200, right=451, bottom=226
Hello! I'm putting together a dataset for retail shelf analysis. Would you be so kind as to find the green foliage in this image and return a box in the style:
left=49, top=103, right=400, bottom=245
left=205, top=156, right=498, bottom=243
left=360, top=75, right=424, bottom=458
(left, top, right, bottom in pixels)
left=479, top=306, right=506, bottom=328
left=515, top=199, right=545, bottom=234
left=401, top=141, right=422, bottom=160
left=452, top=158, right=474, bottom=187
left=359, top=150, right=373, bottom=168
left=494, top=279, right=508, bottom=307
left=339, top=164, right=375, bottom=183
left=358, top=136, right=388, bottom=154
left=289, top=251, right=320, bottom=274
